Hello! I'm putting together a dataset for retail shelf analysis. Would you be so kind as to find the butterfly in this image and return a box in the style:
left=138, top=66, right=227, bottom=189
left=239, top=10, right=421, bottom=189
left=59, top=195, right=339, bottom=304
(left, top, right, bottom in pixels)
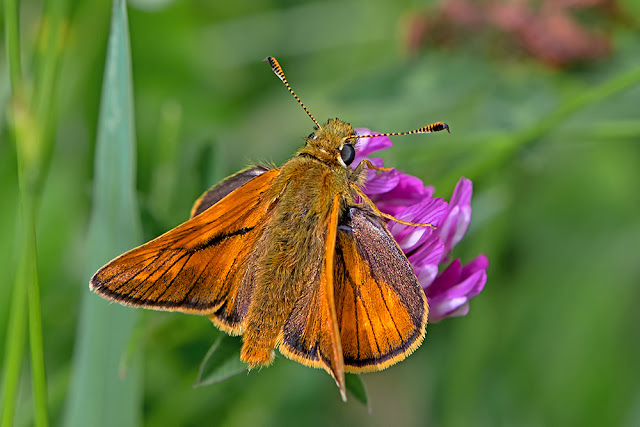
left=91, top=57, right=449, bottom=401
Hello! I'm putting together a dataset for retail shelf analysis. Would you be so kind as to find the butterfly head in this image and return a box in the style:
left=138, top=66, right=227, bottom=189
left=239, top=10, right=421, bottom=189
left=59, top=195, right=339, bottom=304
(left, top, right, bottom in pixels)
left=299, top=118, right=358, bottom=169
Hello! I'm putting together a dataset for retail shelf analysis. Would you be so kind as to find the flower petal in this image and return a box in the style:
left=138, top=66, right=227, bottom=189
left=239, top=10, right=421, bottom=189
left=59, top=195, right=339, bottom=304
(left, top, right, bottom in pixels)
left=425, top=261, right=487, bottom=322
left=441, top=269, right=486, bottom=301
left=409, top=238, right=445, bottom=287
left=371, top=172, right=435, bottom=217
left=361, top=159, right=401, bottom=195
left=353, top=129, right=393, bottom=165
left=387, top=198, right=447, bottom=252
left=461, top=254, right=489, bottom=279
left=437, top=177, right=473, bottom=254
left=428, top=297, right=469, bottom=322
left=424, top=258, right=462, bottom=295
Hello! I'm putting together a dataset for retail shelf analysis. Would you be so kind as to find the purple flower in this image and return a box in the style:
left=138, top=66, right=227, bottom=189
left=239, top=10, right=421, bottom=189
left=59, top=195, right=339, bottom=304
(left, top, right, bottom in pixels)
left=355, top=129, right=487, bottom=322
left=426, top=255, right=488, bottom=321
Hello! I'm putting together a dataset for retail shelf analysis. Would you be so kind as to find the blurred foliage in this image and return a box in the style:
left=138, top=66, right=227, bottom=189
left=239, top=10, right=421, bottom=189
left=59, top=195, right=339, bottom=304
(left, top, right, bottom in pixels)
left=1, top=0, right=639, bottom=426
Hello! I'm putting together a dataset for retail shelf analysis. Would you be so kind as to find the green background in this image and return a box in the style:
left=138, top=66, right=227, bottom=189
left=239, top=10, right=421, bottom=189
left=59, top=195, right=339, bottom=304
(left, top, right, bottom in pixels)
left=2, top=0, right=639, bottom=426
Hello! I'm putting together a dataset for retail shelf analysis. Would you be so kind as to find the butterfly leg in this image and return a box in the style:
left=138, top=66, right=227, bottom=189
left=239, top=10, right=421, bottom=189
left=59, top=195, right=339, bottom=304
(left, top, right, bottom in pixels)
left=350, top=184, right=437, bottom=229
left=352, top=159, right=393, bottom=175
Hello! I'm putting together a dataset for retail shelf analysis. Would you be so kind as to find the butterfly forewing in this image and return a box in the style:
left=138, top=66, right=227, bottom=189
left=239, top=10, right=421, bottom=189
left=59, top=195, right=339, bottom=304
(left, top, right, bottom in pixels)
left=91, top=168, right=280, bottom=332
left=191, top=166, right=271, bottom=218
left=334, top=207, right=428, bottom=372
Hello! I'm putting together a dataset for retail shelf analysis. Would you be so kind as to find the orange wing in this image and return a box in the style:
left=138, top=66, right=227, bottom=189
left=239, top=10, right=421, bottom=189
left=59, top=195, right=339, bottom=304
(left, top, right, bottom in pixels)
left=334, top=207, right=428, bottom=373
left=90, top=168, right=280, bottom=335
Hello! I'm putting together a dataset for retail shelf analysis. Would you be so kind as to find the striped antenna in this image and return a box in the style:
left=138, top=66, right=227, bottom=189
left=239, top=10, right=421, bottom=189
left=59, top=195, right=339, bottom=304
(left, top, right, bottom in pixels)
left=347, top=122, right=450, bottom=140
left=263, top=57, right=321, bottom=129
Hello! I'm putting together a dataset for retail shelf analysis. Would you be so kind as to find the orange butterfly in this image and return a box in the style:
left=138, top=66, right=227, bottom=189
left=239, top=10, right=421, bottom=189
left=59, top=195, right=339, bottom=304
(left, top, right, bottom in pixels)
left=91, top=57, right=449, bottom=400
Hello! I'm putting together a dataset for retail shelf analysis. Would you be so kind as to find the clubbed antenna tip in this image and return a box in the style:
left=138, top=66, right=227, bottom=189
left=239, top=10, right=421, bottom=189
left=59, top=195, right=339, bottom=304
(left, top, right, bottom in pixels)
left=264, top=57, right=321, bottom=129
left=347, top=121, right=451, bottom=141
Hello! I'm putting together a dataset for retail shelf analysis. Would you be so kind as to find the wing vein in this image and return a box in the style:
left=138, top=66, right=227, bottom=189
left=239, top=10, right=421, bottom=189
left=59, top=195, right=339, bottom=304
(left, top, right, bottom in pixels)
left=112, top=251, right=167, bottom=292
left=152, top=252, right=193, bottom=302
left=336, top=247, right=347, bottom=337
left=134, top=252, right=190, bottom=300
left=353, top=275, right=360, bottom=360
left=358, top=277, right=383, bottom=356
left=360, top=244, right=404, bottom=345
left=376, top=276, right=404, bottom=342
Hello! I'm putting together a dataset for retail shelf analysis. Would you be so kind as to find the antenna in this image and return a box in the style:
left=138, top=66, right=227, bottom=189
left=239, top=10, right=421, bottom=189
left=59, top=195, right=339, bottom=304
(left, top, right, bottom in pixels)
left=263, top=57, right=321, bottom=129
left=347, top=122, right=450, bottom=141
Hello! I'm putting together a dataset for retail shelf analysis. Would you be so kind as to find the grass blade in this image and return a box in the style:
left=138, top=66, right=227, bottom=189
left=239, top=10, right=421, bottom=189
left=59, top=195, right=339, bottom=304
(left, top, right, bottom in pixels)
left=345, top=373, right=369, bottom=408
left=63, top=0, right=142, bottom=426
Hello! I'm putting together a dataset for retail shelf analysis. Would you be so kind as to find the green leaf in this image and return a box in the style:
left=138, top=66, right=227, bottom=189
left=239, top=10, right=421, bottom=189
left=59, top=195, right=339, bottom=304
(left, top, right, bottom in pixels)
left=194, top=334, right=247, bottom=387
left=345, top=373, right=368, bottom=407
left=63, top=1, right=142, bottom=426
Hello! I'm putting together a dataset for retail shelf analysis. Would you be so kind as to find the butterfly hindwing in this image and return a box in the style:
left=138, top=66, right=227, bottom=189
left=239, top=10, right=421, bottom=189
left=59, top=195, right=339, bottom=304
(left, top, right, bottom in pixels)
left=90, top=168, right=280, bottom=334
left=334, top=207, right=428, bottom=372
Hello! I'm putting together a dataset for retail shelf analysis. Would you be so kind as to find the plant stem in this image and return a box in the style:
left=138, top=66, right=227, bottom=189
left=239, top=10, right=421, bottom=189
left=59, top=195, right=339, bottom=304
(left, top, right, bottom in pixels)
left=12, top=94, right=50, bottom=427
left=440, top=65, right=640, bottom=186
left=1, top=1, right=28, bottom=426
left=32, top=0, right=70, bottom=197
left=4, top=0, right=22, bottom=88
left=23, top=200, right=49, bottom=427
left=0, top=257, right=28, bottom=427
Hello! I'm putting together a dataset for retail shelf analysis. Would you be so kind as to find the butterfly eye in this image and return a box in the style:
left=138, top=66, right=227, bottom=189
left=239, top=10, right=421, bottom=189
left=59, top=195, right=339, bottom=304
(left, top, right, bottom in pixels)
left=308, top=133, right=317, bottom=140
left=340, top=143, right=355, bottom=166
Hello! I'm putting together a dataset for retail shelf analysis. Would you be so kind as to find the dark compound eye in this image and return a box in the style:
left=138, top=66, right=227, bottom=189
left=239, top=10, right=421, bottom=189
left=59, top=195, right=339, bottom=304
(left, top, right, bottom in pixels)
left=307, top=132, right=317, bottom=140
left=340, top=143, right=355, bottom=166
